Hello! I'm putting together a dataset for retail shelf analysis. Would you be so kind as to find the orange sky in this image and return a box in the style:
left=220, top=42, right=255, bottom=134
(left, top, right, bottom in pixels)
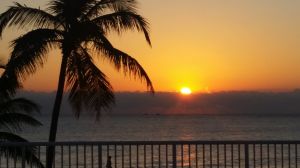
left=1, top=0, right=300, bottom=93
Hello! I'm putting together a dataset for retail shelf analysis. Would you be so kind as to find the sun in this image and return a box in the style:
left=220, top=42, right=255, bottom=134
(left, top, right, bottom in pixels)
left=180, top=87, right=192, bottom=95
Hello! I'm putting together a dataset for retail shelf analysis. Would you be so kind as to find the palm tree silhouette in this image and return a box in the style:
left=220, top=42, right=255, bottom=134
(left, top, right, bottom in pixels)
left=0, top=63, right=44, bottom=167
left=0, top=0, right=153, bottom=167
left=0, top=96, right=44, bottom=168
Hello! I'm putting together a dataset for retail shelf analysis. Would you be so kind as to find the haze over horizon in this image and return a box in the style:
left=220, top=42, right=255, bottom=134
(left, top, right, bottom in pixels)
left=1, top=0, right=300, bottom=93
left=17, top=90, right=300, bottom=116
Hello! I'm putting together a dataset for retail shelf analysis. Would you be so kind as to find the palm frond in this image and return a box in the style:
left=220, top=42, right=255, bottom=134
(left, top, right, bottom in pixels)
left=0, top=147, right=44, bottom=168
left=0, top=2, right=62, bottom=38
left=0, top=97, right=41, bottom=131
left=3, top=29, right=62, bottom=95
left=0, top=113, right=42, bottom=131
left=66, top=47, right=114, bottom=118
left=64, top=21, right=100, bottom=45
left=0, top=98, right=40, bottom=114
left=0, top=71, right=22, bottom=97
left=92, top=10, right=151, bottom=45
left=85, top=0, right=138, bottom=19
left=48, top=0, right=85, bottom=24
left=0, top=132, right=28, bottom=142
left=0, top=132, right=44, bottom=168
left=92, top=35, right=154, bottom=93
left=46, top=0, right=65, bottom=22
left=0, top=60, right=5, bottom=69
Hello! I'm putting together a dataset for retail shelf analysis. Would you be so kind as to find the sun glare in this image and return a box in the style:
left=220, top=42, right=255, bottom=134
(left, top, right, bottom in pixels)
left=180, top=87, right=192, bottom=95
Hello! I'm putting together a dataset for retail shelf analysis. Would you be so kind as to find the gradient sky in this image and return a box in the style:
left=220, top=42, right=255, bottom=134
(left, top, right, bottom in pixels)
left=0, top=0, right=300, bottom=93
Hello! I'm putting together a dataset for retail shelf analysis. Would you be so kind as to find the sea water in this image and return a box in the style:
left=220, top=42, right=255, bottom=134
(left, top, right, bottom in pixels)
left=21, top=114, right=300, bottom=141
left=1, top=114, right=297, bottom=168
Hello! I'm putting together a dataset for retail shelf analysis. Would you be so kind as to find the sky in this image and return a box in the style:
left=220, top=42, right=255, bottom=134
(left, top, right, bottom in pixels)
left=1, top=0, right=300, bottom=93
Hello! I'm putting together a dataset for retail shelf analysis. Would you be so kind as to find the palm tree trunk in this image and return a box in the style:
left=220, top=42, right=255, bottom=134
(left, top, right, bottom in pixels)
left=46, top=48, right=69, bottom=168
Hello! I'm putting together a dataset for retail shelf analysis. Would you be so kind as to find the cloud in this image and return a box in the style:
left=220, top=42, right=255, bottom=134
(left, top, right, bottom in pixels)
left=17, top=91, right=300, bottom=117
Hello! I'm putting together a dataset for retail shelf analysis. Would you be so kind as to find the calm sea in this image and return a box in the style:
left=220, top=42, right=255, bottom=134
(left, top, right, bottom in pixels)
left=21, top=114, right=300, bottom=141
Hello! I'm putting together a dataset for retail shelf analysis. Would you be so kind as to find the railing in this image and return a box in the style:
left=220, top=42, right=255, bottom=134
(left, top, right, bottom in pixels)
left=0, top=141, right=299, bottom=168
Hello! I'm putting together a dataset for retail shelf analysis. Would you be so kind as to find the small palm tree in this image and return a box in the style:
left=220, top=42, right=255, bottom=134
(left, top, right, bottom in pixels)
left=0, top=97, right=42, bottom=137
left=0, top=96, right=44, bottom=168
left=0, top=64, right=44, bottom=167
left=0, top=0, right=153, bottom=167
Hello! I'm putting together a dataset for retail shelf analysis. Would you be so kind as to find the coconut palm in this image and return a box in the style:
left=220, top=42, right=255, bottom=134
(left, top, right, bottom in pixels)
left=0, top=96, right=44, bottom=168
left=0, top=0, right=153, bottom=167
left=0, top=63, right=41, bottom=141
left=0, top=64, right=44, bottom=167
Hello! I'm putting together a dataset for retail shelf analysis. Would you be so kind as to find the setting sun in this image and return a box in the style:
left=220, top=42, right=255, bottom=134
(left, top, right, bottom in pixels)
left=180, top=87, right=192, bottom=95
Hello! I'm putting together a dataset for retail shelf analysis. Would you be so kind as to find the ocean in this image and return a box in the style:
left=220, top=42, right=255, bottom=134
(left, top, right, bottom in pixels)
left=3, top=114, right=299, bottom=168
left=21, top=114, right=300, bottom=142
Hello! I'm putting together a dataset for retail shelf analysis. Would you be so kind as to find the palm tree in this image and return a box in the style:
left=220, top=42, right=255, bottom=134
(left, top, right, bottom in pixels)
left=0, top=96, right=44, bottom=168
left=0, top=63, right=44, bottom=167
left=0, top=0, right=153, bottom=167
